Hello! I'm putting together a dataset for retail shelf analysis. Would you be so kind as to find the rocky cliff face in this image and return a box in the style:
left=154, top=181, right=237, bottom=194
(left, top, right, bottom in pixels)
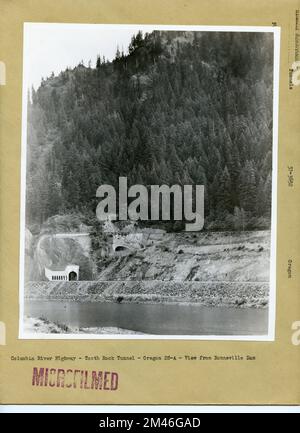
left=25, top=230, right=270, bottom=309
left=28, top=233, right=94, bottom=281
left=96, top=230, right=270, bottom=283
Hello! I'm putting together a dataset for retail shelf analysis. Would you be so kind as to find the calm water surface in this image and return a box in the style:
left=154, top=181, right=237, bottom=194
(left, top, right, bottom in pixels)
left=25, top=300, right=268, bottom=335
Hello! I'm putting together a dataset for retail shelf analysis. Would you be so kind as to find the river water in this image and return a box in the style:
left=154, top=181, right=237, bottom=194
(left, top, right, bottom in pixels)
left=25, top=300, right=268, bottom=335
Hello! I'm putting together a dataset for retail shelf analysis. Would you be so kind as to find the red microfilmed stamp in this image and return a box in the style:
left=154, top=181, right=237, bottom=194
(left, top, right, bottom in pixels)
left=32, top=367, right=119, bottom=390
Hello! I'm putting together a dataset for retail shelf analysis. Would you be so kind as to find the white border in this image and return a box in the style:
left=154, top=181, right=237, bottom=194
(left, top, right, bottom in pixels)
left=19, top=24, right=281, bottom=341
left=1, top=405, right=300, bottom=413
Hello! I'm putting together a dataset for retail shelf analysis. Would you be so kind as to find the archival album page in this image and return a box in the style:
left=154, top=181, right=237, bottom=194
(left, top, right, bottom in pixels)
left=0, top=0, right=299, bottom=405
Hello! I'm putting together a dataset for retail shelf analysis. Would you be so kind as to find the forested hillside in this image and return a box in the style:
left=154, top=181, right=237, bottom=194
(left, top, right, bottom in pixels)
left=26, top=30, right=274, bottom=232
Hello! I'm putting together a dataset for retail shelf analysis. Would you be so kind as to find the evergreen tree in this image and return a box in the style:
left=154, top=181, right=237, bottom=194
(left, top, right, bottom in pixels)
left=25, top=30, right=273, bottom=231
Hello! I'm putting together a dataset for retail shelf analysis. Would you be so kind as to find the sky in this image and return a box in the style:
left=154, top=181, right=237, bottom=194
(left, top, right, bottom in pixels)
left=23, top=23, right=157, bottom=89
left=23, top=23, right=276, bottom=90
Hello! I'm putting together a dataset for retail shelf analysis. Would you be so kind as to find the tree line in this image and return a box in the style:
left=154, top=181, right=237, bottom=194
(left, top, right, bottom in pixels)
left=26, top=30, right=274, bottom=232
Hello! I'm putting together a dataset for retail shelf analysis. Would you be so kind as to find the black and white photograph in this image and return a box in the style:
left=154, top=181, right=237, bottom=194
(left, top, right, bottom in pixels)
left=19, top=24, right=280, bottom=339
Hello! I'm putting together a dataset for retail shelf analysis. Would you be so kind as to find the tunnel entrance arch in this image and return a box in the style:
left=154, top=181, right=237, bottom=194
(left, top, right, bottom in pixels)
left=68, top=271, right=78, bottom=281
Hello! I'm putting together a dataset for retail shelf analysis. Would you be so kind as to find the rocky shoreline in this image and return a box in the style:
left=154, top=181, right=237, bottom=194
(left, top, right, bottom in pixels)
left=24, top=280, right=269, bottom=309
left=24, top=316, right=145, bottom=335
